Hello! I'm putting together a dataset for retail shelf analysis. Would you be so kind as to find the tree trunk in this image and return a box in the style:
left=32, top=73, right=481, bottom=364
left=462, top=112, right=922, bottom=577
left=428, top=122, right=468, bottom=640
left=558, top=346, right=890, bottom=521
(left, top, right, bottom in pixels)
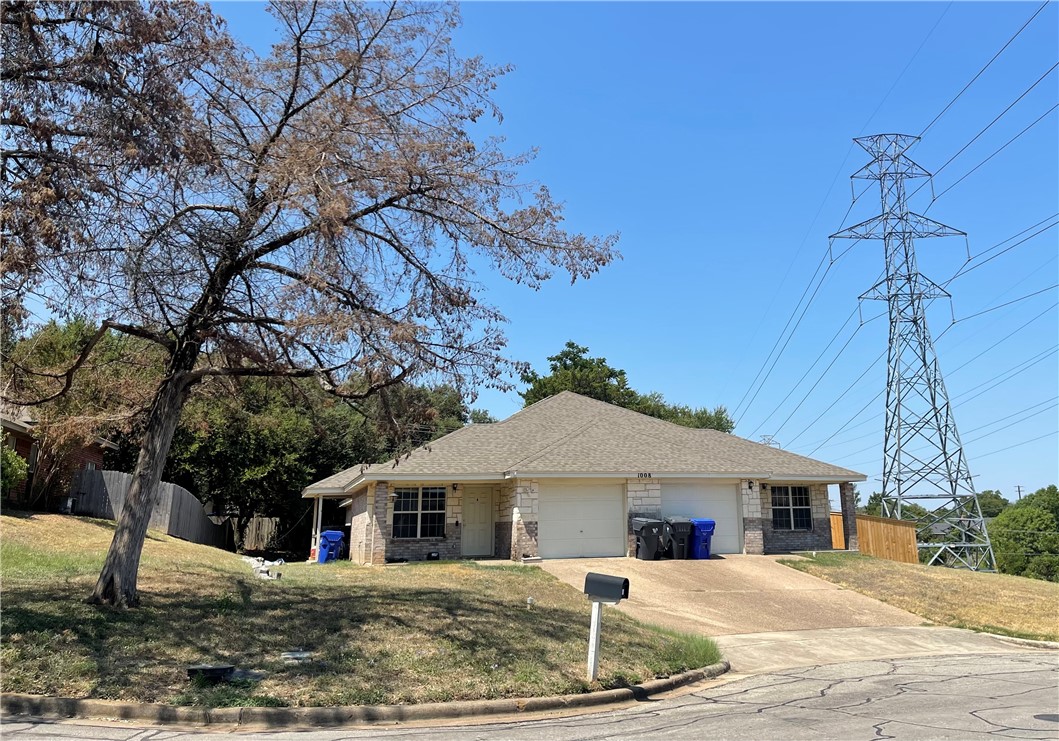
left=88, top=369, right=192, bottom=607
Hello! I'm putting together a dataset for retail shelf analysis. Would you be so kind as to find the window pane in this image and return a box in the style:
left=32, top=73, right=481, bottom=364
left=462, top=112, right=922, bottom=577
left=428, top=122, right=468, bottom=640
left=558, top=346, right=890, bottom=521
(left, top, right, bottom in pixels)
left=420, top=487, right=446, bottom=513
left=393, top=513, right=418, bottom=538
left=771, top=486, right=790, bottom=508
left=793, top=507, right=812, bottom=530
left=393, top=488, right=418, bottom=512
left=791, top=487, right=811, bottom=507
left=772, top=508, right=792, bottom=530
left=420, top=512, right=445, bottom=538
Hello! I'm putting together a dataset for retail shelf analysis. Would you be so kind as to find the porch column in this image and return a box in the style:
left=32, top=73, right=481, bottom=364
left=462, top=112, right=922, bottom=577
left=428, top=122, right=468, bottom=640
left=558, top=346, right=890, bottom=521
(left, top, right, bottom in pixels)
left=839, top=482, right=859, bottom=551
left=312, top=494, right=324, bottom=555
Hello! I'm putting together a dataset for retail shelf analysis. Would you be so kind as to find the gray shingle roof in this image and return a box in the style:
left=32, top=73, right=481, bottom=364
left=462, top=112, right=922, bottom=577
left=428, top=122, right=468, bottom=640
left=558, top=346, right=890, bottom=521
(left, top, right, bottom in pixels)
left=303, top=391, right=864, bottom=495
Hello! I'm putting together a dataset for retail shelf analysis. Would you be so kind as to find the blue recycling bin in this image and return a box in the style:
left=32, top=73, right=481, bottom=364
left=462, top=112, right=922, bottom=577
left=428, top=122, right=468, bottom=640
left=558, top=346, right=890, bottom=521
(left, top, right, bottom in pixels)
left=689, top=518, right=716, bottom=560
left=317, top=530, right=345, bottom=563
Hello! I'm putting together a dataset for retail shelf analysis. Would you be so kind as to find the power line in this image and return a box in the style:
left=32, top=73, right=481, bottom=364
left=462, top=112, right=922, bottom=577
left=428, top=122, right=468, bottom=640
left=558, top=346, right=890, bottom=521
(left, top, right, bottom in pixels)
left=944, top=219, right=1059, bottom=286
left=948, top=302, right=1058, bottom=375
left=951, top=344, right=1058, bottom=406
left=909, top=60, right=1059, bottom=202
left=965, top=402, right=1058, bottom=445
left=951, top=284, right=1058, bottom=324
left=929, top=103, right=1059, bottom=205
left=785, top=348, right=887, bottom=448
left=974, top=430, right=1058, bottom=460
left=919, top=0, right=1053, bottom=137
left=962, top=395, right=1059, bottom=435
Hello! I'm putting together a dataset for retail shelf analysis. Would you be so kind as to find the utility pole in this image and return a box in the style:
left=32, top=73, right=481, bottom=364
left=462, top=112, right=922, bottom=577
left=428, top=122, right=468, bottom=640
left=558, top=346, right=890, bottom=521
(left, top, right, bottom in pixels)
left=1015, top=485, right=1024, bottom=501
left=831, top=133, right=996, bottom=572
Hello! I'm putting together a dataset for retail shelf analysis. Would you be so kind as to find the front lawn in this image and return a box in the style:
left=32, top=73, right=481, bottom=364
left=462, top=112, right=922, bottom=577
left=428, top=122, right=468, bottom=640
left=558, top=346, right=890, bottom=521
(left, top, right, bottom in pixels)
left=0, top=513, right=719, bottom=707
left=782, top=551, right=1059, bottom=642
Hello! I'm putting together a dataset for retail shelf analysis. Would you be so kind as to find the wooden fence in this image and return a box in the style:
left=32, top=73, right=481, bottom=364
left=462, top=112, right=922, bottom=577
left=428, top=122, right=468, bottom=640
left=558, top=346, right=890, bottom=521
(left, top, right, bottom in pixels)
left=242, top=517, right=280, bottom=551
left=829, top=512, right=845, bottom=549
left=855, top=513, right=919, bottom=564
left=70, top=469, right=231, bottom=550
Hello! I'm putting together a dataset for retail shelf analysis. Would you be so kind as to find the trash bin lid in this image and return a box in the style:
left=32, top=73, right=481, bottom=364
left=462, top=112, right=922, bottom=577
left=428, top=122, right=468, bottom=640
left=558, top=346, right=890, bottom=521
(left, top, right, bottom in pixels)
left=321, top=530, right=345, bottom=542
left=690, top=518, right=716, bottom=533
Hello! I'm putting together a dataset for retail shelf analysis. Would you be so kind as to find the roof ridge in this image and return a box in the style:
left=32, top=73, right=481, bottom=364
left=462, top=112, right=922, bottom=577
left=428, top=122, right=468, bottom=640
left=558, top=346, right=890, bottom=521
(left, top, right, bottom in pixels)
left=505, top=415, right=604, bottom=472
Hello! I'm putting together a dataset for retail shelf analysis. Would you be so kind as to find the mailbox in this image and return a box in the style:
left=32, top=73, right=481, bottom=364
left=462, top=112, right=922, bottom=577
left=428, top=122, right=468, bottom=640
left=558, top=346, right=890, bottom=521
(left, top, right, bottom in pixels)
left=583, top=572, right=629, bottom=604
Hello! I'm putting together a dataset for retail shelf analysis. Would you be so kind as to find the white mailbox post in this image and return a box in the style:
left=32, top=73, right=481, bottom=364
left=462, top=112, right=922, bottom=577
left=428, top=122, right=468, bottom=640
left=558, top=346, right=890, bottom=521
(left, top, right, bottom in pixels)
left=582, top=572, right=629, bottom=681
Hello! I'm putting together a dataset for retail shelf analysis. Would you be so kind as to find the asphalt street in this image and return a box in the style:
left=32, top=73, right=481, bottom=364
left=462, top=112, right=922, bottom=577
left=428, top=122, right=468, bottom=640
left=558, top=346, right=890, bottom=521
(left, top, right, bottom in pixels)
left=4, top=652, right=1057, bottom=741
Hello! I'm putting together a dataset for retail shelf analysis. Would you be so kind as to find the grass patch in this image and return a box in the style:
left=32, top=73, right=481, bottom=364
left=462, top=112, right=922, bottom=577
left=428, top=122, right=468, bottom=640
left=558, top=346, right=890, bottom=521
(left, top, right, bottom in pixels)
left=0, top=512, right=719, bottom=707
left=781, top=551, right=1059, bottom=642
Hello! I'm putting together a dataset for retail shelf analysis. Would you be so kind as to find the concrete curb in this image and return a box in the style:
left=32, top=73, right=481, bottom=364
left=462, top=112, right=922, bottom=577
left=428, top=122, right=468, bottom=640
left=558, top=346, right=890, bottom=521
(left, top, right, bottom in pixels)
left=0, top=660, right=729, bottom=728
left=983, top=633, right=1059, bottom=650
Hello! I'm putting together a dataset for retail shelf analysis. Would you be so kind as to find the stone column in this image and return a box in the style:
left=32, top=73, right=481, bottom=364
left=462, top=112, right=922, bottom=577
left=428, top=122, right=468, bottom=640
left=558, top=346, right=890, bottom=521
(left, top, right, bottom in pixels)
left=839, top=482, right=859, bottom=551
left=369, top=482, right=389, bottom=564
left=510, top=479, right=539, bottom=560
left=741, top=479, right=764, bottom=554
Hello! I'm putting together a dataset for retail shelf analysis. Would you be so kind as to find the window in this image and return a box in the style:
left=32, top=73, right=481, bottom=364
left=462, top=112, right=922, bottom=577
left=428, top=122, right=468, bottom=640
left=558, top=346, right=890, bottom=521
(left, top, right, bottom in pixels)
left=771, top=485, right=812, bottom=530
left=392, top=486, right=446, bottom=539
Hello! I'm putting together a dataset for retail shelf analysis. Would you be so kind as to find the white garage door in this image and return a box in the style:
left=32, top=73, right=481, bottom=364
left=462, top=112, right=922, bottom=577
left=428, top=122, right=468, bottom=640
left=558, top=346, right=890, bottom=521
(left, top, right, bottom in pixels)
left=661, top=480, right=742, bottom=554
left=538, top=481, right=626, bottom=558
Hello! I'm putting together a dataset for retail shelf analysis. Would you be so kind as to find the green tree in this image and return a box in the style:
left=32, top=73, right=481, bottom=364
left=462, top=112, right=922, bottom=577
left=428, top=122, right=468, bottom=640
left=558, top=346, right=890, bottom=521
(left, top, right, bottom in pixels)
left=1018, top=485, right=1059, bottom=522
left=520, top=342, right=734, bottom=432
left=990, top=505, right=1059, bottom=580
left=1, top=446, right=29, bottom=499
left=859, top=491, right=929, bottom=521
left=4, top=3, right=615, bottom=607
left=976, top=489, right=1010, bottom=518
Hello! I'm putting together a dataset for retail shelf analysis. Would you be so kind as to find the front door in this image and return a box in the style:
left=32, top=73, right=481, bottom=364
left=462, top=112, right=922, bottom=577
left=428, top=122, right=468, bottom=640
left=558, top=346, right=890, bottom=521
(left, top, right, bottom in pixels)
left=462, top=487, right=493, bottom=557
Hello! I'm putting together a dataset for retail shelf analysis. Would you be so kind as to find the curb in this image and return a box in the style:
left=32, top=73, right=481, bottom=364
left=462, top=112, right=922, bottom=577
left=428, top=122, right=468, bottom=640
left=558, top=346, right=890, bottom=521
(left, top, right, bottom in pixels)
left=0, top=660, right=729, bottom=728
left=983, top=633, right=1059, bottom=650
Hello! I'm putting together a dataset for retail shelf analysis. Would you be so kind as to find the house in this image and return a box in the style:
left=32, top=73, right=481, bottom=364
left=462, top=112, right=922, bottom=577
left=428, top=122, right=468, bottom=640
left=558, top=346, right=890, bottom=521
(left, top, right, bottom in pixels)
left=302, top=391, right=865, bottom=563
left=1, top=408, right=116, bottom=504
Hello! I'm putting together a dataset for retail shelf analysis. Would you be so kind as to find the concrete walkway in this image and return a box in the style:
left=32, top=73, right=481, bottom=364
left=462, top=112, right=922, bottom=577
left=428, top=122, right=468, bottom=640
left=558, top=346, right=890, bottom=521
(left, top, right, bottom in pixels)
left=540, top=555, right=923, bottom=636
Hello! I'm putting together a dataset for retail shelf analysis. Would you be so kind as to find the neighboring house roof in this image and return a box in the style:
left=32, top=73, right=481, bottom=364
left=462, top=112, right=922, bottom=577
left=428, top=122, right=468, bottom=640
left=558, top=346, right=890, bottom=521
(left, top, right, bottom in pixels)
left=0, top=408, right=118, bottom=450
left=303, top=391, right=866, bottom=496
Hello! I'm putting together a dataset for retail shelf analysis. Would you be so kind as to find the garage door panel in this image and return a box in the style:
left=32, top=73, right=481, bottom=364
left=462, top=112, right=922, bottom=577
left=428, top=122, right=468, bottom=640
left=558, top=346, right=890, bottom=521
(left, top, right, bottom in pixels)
left=661, top=481, right=741, bottom=554
left=538, top=481, right=625, bottom=559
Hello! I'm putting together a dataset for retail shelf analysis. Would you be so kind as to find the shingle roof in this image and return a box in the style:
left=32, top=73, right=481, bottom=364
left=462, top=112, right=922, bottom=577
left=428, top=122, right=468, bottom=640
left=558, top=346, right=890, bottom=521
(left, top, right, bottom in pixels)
left=303, top=391, right=865, bottom=495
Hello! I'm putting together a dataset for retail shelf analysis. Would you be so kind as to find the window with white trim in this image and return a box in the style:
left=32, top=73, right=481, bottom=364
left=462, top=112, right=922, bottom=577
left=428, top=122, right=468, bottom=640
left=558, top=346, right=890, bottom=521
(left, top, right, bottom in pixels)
left=392, top=486, right=446, bottom=539
left=771, top=485, right=812, bottom=530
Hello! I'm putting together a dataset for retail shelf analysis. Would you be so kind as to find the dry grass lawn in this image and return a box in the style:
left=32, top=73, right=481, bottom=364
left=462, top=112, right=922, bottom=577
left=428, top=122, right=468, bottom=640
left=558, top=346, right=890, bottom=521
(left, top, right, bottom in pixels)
left=782, top=552, right=1059, bottom=641
left=0, top=512, right=719, bottom=707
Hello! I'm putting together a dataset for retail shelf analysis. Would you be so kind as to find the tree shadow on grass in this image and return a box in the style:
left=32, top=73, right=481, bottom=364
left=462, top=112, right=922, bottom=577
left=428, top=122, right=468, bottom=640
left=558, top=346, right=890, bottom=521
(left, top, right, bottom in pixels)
left=1, top=567, right=672, bottom=705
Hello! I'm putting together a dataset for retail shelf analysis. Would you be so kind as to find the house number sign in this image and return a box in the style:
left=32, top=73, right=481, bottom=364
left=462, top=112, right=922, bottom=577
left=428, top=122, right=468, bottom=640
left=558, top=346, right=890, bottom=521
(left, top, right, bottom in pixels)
left=636, top=473, right=652, bottom=478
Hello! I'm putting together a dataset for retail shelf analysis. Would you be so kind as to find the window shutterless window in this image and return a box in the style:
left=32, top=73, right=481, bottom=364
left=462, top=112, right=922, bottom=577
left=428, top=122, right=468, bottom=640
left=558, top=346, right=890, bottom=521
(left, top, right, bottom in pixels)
left=771, top=485, right=812, bottom=531
left=392, top=486, right=446, bottom=539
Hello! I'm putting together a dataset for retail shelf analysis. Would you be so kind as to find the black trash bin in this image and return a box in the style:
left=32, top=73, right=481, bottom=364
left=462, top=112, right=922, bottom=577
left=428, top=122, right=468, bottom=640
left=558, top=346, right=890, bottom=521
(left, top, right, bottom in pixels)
left=632, top=517, right=664, bottom=560
left=663, top=516, right=694, bottom=559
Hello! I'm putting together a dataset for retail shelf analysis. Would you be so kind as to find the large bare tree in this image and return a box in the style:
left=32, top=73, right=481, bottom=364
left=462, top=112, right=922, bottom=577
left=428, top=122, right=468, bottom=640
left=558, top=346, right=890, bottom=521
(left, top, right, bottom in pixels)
left=1, top=1, right=617, bottom=606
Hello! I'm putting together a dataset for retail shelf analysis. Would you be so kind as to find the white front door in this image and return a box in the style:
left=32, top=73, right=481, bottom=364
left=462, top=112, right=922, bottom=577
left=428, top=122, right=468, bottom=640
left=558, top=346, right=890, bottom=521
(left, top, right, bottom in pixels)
left=462, top=487, right=494, bottom=557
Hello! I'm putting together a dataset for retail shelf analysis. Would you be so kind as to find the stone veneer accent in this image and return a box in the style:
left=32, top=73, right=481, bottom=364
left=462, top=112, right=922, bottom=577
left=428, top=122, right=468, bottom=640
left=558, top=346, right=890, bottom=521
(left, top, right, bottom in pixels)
left=760, top=481, right=832, bottom=553
left=839, top=481, right=859, bottom=551
left=346, top=491, right=370, bottom=564
left=741, top=479, right=764, bottom=555
left=626, top=478, right=662, bottom=556
left=509, top=479, right=540, bottom=559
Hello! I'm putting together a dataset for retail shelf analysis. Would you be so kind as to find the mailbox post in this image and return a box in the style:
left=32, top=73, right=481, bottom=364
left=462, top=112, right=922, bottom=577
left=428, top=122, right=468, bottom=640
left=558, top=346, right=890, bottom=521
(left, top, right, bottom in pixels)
left=583, top=572, right=629, bottom=681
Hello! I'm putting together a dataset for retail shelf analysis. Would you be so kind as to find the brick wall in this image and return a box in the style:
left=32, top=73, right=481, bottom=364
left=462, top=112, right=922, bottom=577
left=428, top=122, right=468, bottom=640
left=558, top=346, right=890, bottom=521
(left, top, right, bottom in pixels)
left=760, top=482, right=833, bottom=553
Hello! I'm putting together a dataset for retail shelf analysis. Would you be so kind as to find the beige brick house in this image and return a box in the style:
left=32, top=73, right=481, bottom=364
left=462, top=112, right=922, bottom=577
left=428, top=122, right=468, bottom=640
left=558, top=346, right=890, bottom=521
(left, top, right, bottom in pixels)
left=303, top=392, right=865, bottom=563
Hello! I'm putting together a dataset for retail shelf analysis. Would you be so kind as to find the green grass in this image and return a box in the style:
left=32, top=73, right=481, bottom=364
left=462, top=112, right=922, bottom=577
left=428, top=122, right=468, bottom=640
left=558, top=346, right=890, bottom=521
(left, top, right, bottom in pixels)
left=1, top=513, right=719, bottom=707
left=781, top=551, right=1059, bottom=642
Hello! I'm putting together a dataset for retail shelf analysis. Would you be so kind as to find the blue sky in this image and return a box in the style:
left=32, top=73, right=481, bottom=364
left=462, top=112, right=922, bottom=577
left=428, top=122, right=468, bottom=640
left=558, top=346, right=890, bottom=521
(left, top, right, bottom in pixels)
left=219, top=2, right=1058, bottom=500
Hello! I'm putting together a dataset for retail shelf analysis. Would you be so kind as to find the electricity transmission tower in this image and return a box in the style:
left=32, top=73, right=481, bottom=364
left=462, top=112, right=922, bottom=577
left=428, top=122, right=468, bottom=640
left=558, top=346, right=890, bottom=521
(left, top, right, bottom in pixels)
left=831, top=133, right=996, bottom=571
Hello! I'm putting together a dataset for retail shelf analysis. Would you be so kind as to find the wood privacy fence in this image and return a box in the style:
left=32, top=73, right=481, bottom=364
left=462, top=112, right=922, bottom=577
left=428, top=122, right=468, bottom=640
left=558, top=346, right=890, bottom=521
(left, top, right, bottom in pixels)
left=855, top=513, right=919, bottom=564
left=70, top=469, right=231, bottom=550
left=829, top=512, right=845, bottom=549
left=242, top=517, right=280, bottom=551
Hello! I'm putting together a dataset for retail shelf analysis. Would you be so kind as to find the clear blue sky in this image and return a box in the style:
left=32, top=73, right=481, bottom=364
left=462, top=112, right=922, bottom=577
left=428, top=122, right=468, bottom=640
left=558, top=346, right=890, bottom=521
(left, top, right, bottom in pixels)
left=219, top=2, right=1058, bottom=500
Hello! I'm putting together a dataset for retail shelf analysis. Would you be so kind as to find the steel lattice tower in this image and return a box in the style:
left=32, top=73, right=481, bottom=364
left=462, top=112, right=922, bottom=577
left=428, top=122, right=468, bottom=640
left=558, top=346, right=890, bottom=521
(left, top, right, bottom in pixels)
left=831, top=133, right=996, bottom=571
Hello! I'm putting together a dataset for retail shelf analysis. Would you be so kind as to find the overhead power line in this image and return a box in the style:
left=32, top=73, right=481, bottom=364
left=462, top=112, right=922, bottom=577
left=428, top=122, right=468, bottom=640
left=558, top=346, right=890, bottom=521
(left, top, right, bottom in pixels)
left=919, top=0, right=1053, bottom=137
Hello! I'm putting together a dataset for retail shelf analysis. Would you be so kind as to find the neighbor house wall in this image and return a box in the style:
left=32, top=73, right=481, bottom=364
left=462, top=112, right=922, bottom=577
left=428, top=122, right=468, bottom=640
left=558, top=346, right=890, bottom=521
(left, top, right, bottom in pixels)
left=760, top=481, right=832, bottom=553
left=378, top=482, right=462, bottom=563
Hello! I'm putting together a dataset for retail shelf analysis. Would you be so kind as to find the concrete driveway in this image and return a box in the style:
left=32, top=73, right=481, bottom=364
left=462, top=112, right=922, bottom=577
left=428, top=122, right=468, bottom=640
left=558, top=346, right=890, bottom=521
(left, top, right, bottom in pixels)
left=540, top=554, right=923, bottom=636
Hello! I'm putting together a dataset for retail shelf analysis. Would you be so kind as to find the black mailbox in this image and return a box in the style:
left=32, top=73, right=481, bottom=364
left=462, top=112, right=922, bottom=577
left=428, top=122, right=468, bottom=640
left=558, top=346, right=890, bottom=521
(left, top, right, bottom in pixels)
left=584, top=572, right=629, bottom=604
